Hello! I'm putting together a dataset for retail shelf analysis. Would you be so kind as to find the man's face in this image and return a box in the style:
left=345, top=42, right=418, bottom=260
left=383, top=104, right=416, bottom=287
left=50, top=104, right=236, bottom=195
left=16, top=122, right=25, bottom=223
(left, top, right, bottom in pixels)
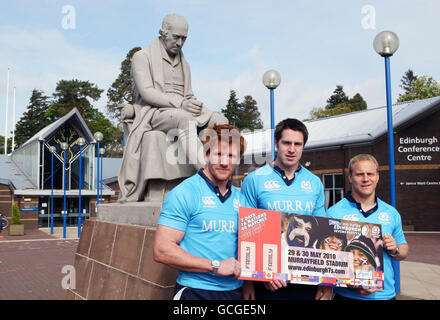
left=287, top=216, right=312, bottom=247
left=161, top=21, right=188, bottom=57
left=275, top=129, right=304, bottom=171
left=204, top=140, right=241, bottom=184
left=349, top=160, right=379, bottom=199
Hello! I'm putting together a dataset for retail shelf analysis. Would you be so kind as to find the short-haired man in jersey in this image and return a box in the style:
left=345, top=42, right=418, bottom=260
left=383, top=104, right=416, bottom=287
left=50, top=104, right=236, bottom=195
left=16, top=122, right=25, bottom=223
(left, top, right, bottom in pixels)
left=240, top=118, right=332, bottom=300
left=153, top=124, right=246, bottom=300
left=327, top=154, right=408, bottom=300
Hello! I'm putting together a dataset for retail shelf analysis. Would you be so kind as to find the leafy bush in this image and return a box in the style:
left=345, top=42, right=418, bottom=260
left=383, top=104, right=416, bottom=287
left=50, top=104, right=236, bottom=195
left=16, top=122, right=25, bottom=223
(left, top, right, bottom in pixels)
left=11, top=203, right=20, bottom=225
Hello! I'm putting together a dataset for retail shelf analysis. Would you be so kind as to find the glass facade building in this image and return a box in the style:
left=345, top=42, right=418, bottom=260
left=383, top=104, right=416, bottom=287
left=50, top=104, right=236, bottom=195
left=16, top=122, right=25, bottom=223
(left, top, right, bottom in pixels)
left=8, top=108, right=104, bottom=228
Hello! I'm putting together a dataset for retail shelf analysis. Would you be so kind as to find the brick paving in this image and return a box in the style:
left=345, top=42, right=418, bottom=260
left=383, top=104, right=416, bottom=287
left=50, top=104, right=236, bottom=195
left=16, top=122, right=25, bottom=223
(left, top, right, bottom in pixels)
left=0, top=228, right=58, bottom=242
left=403, top=233, right=440, bottom=265
left=0, top=239, right=78, bottom=300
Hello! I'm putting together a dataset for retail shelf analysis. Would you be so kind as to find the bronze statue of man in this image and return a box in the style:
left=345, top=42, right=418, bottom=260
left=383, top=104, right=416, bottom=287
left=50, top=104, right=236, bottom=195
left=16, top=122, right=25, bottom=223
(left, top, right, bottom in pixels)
left=118, top=14, right=228, bottom=202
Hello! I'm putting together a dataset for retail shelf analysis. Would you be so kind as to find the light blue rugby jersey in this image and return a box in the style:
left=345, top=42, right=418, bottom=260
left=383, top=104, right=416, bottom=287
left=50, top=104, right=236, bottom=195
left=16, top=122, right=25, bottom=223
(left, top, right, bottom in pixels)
left=326, top=194, right=407, bottom=300
left=241, top=164, right=326, bottom=217
left=157, top=169, right=243, bottom=291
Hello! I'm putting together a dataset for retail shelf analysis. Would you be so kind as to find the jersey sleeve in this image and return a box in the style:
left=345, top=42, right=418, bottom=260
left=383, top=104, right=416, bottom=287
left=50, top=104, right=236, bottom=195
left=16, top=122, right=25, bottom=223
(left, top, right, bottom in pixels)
left=392, top=209, right=407, bottom=245
left=157, top=184, right=196, bottom=232
left=325, top=205, right=336, bottom=219
left=240, top=174, right=258, bottom=208
left=312, top=179, right=326, bottom=217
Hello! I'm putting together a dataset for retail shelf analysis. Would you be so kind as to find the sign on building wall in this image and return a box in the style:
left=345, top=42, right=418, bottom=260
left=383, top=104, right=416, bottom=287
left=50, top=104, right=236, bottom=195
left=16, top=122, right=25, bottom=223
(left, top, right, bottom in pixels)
left=397, top=136, right=440, bottom=162
left=397, top=135, right=440, bottom=188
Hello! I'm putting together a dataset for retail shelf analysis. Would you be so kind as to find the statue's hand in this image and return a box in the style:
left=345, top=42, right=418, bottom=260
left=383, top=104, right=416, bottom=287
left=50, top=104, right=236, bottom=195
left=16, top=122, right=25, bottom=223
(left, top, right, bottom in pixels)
left=182, top=99, right=203, bottom=117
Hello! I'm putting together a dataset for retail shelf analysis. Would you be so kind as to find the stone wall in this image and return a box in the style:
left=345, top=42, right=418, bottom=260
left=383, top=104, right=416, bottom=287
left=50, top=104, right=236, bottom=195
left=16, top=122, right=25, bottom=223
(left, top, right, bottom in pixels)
left=67, top=218, right=177, bottom=300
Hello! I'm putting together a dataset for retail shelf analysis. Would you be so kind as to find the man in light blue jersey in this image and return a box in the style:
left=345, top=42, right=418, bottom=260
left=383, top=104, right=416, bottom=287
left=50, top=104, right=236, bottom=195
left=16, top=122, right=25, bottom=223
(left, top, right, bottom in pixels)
left=327, top=154, right=408, bottom=300
left=241, top=118, right=331, bottom=300
left=153, top=124, right=246, bottom=300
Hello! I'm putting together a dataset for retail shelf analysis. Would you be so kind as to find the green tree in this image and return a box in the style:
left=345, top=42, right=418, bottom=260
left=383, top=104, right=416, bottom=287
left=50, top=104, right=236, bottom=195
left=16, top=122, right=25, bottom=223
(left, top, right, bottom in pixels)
left=397, top=74, right=440, bottom=103
left=47, top=79, right=121, bottom=156
left=11, top=203, right=20, bottom=225
left=326, top=85, right=349, bottom=109
left=239, top=95, right=263, bottom=130
left=46, top=79, right=103, bottom=120
left=15, top=89, right=51, bottom=147
left=348, top=93, right=367, bottom=112
left=399, top=69, right=418, bottom=96
left=106, top=47, right=142, bottom=120
left=0, top=135, right=13, bottom=153
left=221, top=90, right=264, bottom=131
left=308, top=102, right=353, bottom=120
left=307, top=88, right=368, bottom=121
left=221, top=90, right=241, bottom=128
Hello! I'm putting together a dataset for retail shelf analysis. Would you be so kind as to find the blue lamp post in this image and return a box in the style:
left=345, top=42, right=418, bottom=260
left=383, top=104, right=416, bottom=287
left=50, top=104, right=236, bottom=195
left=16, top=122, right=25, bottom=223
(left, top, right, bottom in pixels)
left=77, top=137, right=86, bottom=238
left=100, top=147, right=105, bottom=204
left=373, top=30, right=400, bottom=292
left=262, top=70, right=281, bottom=161
left=94, top=132, right=103, bottom=208
left=49, top=146, right=57, bottom=235
left=60, top=142, right=69, bottom=239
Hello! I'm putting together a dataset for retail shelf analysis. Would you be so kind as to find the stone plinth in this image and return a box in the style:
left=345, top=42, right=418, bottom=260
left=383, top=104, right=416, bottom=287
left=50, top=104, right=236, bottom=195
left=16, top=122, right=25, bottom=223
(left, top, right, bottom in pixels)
left=67, top=202, right=178, bottom=300
left=97, top=202, right=163, bottom=226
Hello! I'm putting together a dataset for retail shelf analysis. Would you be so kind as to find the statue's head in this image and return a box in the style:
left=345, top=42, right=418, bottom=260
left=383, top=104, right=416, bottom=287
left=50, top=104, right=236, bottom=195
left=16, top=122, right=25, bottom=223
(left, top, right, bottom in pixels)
left=159, top=14, right=188, bottom=57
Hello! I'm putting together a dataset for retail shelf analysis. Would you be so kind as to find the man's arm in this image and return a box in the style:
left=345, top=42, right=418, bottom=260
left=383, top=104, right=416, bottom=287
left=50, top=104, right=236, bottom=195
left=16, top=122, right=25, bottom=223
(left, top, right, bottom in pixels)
left=312, top=180, right=326, bottom=217
left=383, top=235, right=408, bottom=261
left=240, top=174, right=258, bottom=208
left=153, top=225, right=241, bottom=277
left=153, top=225, right=211, bottom=272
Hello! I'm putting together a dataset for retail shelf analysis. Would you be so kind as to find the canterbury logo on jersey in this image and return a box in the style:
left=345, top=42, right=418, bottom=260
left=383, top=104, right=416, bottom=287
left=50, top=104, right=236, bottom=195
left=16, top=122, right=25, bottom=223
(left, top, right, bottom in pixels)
left=264, top=180, right=281, bottom=190
left=202, top=196, right=217, bottom=207
left=343, top=214, right=360, bottom=221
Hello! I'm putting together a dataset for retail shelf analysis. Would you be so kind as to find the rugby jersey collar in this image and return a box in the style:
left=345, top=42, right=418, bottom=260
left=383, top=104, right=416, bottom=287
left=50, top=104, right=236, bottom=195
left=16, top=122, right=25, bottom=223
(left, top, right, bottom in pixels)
left=346, top=191, right=378, bottom=218
left=197, top=168, right=232, bottom=203
left=272, top=163, right=303, bottom=186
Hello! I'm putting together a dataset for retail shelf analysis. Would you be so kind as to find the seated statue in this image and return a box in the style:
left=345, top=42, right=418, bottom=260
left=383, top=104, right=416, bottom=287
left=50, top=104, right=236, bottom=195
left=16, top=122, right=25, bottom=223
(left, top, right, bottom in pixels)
left=118, top=14, right=228, bottom=202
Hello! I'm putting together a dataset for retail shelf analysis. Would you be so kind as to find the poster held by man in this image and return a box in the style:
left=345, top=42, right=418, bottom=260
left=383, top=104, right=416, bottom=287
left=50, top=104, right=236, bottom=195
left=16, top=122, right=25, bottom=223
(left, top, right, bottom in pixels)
left=238, top=207, right=384, bottom=290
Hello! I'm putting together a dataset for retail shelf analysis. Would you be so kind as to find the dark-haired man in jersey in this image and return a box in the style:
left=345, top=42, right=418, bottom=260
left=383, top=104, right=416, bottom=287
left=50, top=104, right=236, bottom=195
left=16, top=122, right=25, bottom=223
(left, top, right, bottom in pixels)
left=241, top=118, right=332, bottom=300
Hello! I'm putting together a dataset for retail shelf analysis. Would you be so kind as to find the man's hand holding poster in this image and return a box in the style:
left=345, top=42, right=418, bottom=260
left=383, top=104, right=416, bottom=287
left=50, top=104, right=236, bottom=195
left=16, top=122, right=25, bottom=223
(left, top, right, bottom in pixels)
left=239, top=207, right=384, bottom=289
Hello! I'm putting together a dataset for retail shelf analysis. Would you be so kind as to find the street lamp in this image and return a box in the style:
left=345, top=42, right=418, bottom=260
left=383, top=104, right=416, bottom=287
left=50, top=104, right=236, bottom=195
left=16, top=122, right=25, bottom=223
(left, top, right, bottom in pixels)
left=373, top=30, right=400, bottom=293
left=373, top=30, right=399, bottom=207
left=99, top=147, right=105, bottom=204
left=263, top=70, right=281, bottom=161
left=60, top=142, right=69, bottom=239
left=93, top=132, right=103, bottom=207
left=77, top=137, right=86, bottom=238
left=48, top=146, right=57, bottom=235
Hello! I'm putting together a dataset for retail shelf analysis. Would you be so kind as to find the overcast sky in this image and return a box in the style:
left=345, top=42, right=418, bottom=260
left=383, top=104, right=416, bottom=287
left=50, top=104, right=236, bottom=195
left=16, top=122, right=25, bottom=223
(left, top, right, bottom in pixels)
left=1, top=0, right=439, bottom=137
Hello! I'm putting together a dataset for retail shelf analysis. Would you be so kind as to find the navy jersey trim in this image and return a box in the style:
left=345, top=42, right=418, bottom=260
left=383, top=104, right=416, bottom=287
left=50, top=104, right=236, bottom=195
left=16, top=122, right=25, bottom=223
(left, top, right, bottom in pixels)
left=197, top=168, right=232, bottom=203
left=346, top=191, right=378, bottom=218
left=273, top=164, right=302, bottom=186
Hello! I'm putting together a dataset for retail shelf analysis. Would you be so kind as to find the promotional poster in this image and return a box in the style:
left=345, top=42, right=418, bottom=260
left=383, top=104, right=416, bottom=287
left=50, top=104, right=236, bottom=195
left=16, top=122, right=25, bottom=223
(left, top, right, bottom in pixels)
left=239, top=207, right=384, bottom=289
